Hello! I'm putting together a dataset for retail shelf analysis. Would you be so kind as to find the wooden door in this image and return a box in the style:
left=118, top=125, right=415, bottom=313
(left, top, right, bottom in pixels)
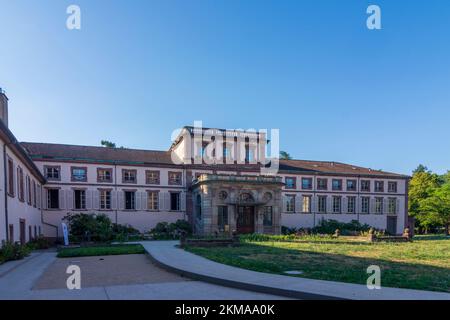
left=237, top=206, right=255, bottom=234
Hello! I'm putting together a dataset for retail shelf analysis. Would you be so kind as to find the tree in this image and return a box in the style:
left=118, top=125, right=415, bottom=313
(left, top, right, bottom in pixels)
left=101, top=140, right=116, bottom=148
left=413, top=164, right=429, bottom=174
left=279, top=151, right=292, bottom=160
left=419, top=183, right=450, bottom=235
left=408, top=166, right=440, bottom=233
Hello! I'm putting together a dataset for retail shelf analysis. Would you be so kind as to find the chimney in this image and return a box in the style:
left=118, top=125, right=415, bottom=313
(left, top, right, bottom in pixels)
left=0, top=88, right=8, bottom=127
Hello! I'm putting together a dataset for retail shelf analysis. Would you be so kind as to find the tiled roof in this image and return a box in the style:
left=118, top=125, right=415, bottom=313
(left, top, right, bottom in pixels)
left=20, top=142, right=408, bottom=178
left=21, top=142, right=175, bottom=165
left=279, top=159, right=408, bottom=178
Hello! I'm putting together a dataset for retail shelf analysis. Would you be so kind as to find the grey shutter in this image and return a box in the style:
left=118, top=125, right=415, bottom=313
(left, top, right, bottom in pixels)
left=281, top=194, right=287, bottom=212
left=327, top=196, right=332, bottom=214
left=136, top=192, right=142, bottom=210
left=142, top=191, right=148, bottom=210
left=159, top=192, right=165, bottom=211
left=66, top=190, right=74, bottom=210
left=43, top=189, right=48, bottom=209
left=343, top=197, right=348, bottom=214
left=111, top=191, right=118, bottom=210
left=396, top=198, right=400, bottom=215
left=370, top=198, right=375, bottom=214
left=312, top=195, right=317, bottom=213
left=383, top=198, right=387, bottom=214
left=86, top=190, right=93, bottom=210
left=295, top=195, right=302, bottom=213
left=118, top=191, right=125, bottom=210
left=180, top=191, right=186, bottom=211
left=164, top=192, right=170, bottom=211
left=59, top=189, right=66, bottom=209
left=93, top=190, right=100, bottom=210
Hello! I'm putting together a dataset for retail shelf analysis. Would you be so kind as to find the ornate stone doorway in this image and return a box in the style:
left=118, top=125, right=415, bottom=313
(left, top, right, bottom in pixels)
left=237, top=206, right=255, bottom=234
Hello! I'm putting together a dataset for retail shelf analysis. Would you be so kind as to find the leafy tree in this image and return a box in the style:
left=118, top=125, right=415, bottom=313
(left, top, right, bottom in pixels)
left=408, top=168, right=440, bottom=232
left=413, top=164, right=430, bottom=174
left=279, top=151, right=292, bottom=160
left=101, top=140, right=116, bottom=148
left=419, top=183, right=450, bottom=235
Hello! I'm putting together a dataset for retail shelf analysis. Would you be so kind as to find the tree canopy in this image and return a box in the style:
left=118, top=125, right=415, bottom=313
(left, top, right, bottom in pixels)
left=279, top=151, right=292, bottom=160
left=409, top=165, right=450, bottom=234
left=101, top=140, right=116, bottom=148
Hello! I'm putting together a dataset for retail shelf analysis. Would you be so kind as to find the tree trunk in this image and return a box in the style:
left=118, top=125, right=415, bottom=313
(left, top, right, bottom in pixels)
left=445, top=223, right=449, bottom=236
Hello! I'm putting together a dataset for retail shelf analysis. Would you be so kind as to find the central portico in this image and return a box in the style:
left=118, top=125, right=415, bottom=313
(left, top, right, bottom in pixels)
left=190, top=174, right=284, bottom=236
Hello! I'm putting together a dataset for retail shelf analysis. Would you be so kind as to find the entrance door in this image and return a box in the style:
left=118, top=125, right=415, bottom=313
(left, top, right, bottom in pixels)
left=387, top=216, right=397, bottom=235
left=20, top=219, right=26, bottom=245
left=237, top=206, right=255, bottom=234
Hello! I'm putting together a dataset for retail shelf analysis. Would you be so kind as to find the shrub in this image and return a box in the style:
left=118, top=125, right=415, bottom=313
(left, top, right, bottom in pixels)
left=311, top=219, right=373, bottom=235
left=63, top=213, right=141, bottom=243
left=149, top=220, right=193, bottom=240
left=27, top=236, right=50, bottom=250
left=0, top=242, right=31, bottom=263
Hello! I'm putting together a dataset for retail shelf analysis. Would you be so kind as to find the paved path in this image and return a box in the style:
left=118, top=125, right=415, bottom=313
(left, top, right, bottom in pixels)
left=0, top=251, right=286, bottom=300
left=141, top=241, right=450, bottom=300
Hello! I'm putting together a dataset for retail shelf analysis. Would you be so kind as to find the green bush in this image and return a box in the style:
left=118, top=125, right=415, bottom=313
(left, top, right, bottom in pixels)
left=27, top=236, right=50, bottom=250
left=0, top=242, right=31, bottom=263
left=149, top=220, right=192, bottom=240
left=63, top=213, right=143, bottom=243
left=311, top=219, right=373, bottom=235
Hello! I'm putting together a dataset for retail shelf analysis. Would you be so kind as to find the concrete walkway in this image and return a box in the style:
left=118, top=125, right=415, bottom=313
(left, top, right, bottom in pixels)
left=0, top=250, right=285, bottom=300
left=141, top=241, right=450, bottom=300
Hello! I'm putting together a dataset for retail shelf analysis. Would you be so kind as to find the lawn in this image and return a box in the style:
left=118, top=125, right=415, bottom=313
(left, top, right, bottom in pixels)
left=186, top=235, right=450, bottom=293
left=57, top=244, right=145, bottom=258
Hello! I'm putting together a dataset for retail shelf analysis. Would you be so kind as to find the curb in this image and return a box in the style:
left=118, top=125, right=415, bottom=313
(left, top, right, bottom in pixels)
left=144, top=248, right=346, bottom=300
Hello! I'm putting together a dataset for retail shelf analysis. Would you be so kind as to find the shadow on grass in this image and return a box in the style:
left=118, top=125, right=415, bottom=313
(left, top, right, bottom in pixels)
left=186, top=243, right=450, bottom=293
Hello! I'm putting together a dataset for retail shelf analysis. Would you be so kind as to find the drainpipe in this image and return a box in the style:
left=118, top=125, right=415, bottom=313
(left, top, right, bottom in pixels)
left=3, top=143, right=9, bottom=242
left=114, top=162, right=118, bottom=224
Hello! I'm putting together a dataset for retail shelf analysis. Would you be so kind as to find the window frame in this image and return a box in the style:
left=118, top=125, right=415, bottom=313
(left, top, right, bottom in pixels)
left=301, top=177, right=313, bottom=190
left=317, top=178, right=328, bottom=190
left=99, top=189, right=112, bottom=210
left=169, top=191, right=181, bottom=211
left=124, top=190, right=136, bottom=210
left=318, top=195, right=327, bottom=213
left=97, top=168, right=113, bottom=183
left=375, top=180, right=384, bottom=193
left=361, top=180, right=371, bottom=192
left=263, top=206, right=273, bottom=226
left=302, top=195, right=312, bottom=213
left=285, top=176, right=297, bottom=189
left=147, top=190, right=159, bottom=211
left=332, top=179, right=343, bottom=191
left=122, top=169, right=137, bottom=184
left=146, top=170, right=160, bottom=185
left=47, top=188, right=60, bottom=209
left=168, top=171, right=182, bottom=186
left=44, top=165, right=61, bottom=181
left=388, top=181, right=398, bottom=193
left=347, top=196, right=356, bottom=214
left=71, top=166, right=88, bottom=182
left=332, top=196, right=342, bottom=213
left=346, top=179, right=357, bottom=191
left=285, top=194, right=296, bottom=213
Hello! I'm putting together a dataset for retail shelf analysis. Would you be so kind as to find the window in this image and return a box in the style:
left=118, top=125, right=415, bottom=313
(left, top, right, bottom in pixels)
left=147, top=191, right=159, bottom=210
left=285, top=195, right=295, bottom=213
left=332, top=196, right=342, bottom=213
left=301, top=178, right=313, bottom=190
left=71, top=167, right=87, bottom=182
left=347, top=180, right=357, bottom=191
left=388, top=181, right=397, bottom=193
left=146, top=170, right=160, bottom=185
left=285, top=177, right=296, bottom=189
left=263, top=206, right=273, bottom=226
left=318, top=196, right=327, bottom=213
left=361, top=197, right=370, bottom=214
left=170, top=192, right=181, bottom=211
left=361, top=180, right=370, bottom=192
left=124, top=191, right=136, bottom=210
left=347, top=196, right=356, bottom=214
left=47, top=189, right=59, bottom=209
left=168, top=172, right=182, bottom=185
left=375, top=197, right=383, bottom=214
left=74, top=190, right=86, bottom=210
left=122, top=169, right=137, bottom=184
left=97, top=168, right=112, bottom=183
left=7, top=158, right=14, bottom=197
left=17, top=167, right=24, bottom=201
left=218, top=206, right=229, bottom=230
left=100, top=190, right=111, bottom=210
left=45, top=166, right=60, bottom=181
left=332, top=179, right=342, bottom=191
left=388, top=197, right=397, bottom=214
left=302, top=195, right=311, bottom=213
left=317, top=178, right=328, bottom=190
left=375, top=181, right=384, bottom=192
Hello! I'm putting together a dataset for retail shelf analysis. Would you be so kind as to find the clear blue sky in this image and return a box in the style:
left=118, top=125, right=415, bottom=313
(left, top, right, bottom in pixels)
left=1, top=0, right=449, bottom=175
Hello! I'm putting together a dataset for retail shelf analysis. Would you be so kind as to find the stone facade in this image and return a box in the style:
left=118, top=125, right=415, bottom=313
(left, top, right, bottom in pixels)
left=191, top=174, right=284, bottom=236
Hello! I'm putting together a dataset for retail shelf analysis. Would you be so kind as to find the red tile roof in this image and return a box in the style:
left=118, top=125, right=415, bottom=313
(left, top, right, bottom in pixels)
left=21, top=142, right=408, bottom=178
